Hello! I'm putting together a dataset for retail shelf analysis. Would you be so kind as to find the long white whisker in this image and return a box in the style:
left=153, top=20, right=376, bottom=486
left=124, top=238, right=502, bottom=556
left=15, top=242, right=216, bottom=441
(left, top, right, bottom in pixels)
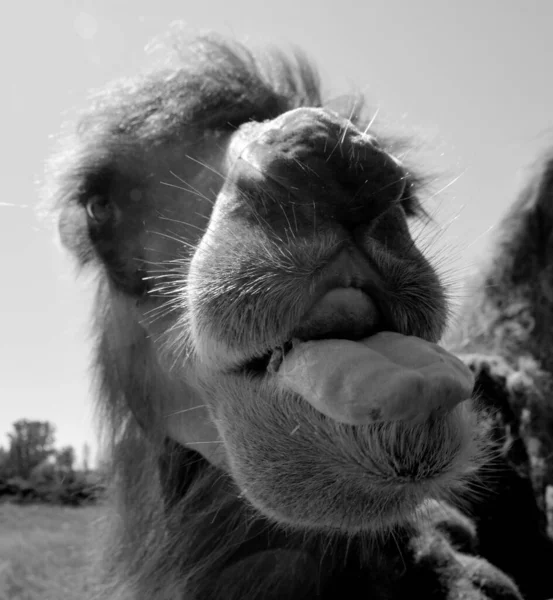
left=164, top=405, right=208, bottom=418
left=363, top=107, right=379, bottom=135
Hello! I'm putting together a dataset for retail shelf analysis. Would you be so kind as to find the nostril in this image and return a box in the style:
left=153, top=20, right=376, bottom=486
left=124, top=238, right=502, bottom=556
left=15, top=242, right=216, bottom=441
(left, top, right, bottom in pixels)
left=225, top=107, right=412, bottom=234
left=335, top=149, right=408, bottom=218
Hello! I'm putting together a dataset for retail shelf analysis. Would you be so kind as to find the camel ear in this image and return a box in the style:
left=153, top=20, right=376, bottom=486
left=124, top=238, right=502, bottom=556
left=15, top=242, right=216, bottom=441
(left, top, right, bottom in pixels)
left=536, top=160, right=553, bottom=299
left=489, top=155, right=553, bottom=295
left=519, top=156, right=553, bottom=259
left=534, top=158, right=553, bottom=220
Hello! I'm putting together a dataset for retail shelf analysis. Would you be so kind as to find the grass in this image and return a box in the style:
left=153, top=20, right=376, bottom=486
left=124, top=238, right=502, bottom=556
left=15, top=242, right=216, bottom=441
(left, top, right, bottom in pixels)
left=0, top=497, right=551, bottom=600
left=0, top=503, right=106, bottom=600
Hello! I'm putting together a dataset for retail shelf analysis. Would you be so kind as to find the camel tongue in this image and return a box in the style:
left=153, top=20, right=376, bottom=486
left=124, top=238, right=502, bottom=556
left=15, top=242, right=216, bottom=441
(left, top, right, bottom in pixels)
left=275, top=332, right=474, bottom=424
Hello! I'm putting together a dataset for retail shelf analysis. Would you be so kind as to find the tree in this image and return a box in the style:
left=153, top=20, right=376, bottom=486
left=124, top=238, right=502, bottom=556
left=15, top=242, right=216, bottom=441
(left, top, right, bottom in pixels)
left=82, top=442, right=90, bottom=473
left=0, top=446, right=8, bottom=477
left=56, top=445, right=75, bottom=472
left=5, top=419, right=56, bottom=478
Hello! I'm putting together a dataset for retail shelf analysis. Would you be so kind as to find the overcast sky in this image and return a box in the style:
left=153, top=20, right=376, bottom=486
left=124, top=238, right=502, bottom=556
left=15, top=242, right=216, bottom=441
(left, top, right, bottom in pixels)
left=2, top=0, right=553, bottom=465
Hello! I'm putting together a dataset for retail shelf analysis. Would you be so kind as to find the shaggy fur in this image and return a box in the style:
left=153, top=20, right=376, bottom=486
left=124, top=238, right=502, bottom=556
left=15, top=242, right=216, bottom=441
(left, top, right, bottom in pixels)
left=446, top=151, right=553, bottom=600
left=46, top=32, right=529, bottom=599
left=450, top=150, right=553, bottom=494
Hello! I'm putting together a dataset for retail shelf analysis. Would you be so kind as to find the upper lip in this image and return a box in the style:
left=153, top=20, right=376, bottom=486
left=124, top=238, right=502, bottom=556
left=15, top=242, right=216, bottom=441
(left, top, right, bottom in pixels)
left=238, top=246, right=390, bottom=373
left=307, top=245, right=383, bottom=304
left=290, top=247, right=386, bottom=341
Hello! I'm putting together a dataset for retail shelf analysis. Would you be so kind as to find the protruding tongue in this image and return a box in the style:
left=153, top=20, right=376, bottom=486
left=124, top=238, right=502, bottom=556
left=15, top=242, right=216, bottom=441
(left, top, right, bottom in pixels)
left=275, top=332, right=474, bottom=424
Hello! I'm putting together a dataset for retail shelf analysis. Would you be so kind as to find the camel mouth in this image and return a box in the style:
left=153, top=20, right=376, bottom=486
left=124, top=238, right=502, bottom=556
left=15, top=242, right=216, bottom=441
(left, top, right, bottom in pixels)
left=239, top=287, right=387, bottom=376
left=234, top=281, right=472, bottom=429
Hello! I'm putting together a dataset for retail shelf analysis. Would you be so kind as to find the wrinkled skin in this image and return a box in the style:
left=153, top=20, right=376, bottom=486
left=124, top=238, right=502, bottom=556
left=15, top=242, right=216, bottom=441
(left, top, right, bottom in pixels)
left=49, top=34, right=524, bottom=599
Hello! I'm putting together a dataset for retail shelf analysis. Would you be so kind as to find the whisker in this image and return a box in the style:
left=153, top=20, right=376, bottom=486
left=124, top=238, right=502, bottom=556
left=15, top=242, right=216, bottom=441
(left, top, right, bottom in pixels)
left=164, top=405, right=208, bottom=418
left=185, top=154, right=226, bottom=180
left=362, top=107, right=380, bottom=136
left=146, top=229, right=198, bottom=249
left=166, top=171, right=216, bottom=205
left=186, top=440, right=225, bottom=445
left=159, top=181, right=212, bottom=204
left=426, top=172, right=465, bottom=202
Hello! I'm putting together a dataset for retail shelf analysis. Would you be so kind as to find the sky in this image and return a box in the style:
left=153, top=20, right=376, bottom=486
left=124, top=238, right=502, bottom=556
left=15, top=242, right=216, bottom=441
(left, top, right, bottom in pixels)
left=2, top=0, right=553, bottom=466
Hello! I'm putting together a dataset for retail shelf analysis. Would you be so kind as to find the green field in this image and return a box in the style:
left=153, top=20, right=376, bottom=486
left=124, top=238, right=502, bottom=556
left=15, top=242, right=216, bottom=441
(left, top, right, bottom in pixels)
left=0, top=503, right=105, bottom=600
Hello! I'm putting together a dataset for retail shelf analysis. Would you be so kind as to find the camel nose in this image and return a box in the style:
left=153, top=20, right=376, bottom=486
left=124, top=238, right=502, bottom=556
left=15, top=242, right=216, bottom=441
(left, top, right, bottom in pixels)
left=229, top=107, right=406, bottom=231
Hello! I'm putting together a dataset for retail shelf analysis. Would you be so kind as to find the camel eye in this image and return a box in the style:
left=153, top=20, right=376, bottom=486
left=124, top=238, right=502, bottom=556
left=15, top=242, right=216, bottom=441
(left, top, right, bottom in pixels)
left=86, top=195, right=112, bottom=224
